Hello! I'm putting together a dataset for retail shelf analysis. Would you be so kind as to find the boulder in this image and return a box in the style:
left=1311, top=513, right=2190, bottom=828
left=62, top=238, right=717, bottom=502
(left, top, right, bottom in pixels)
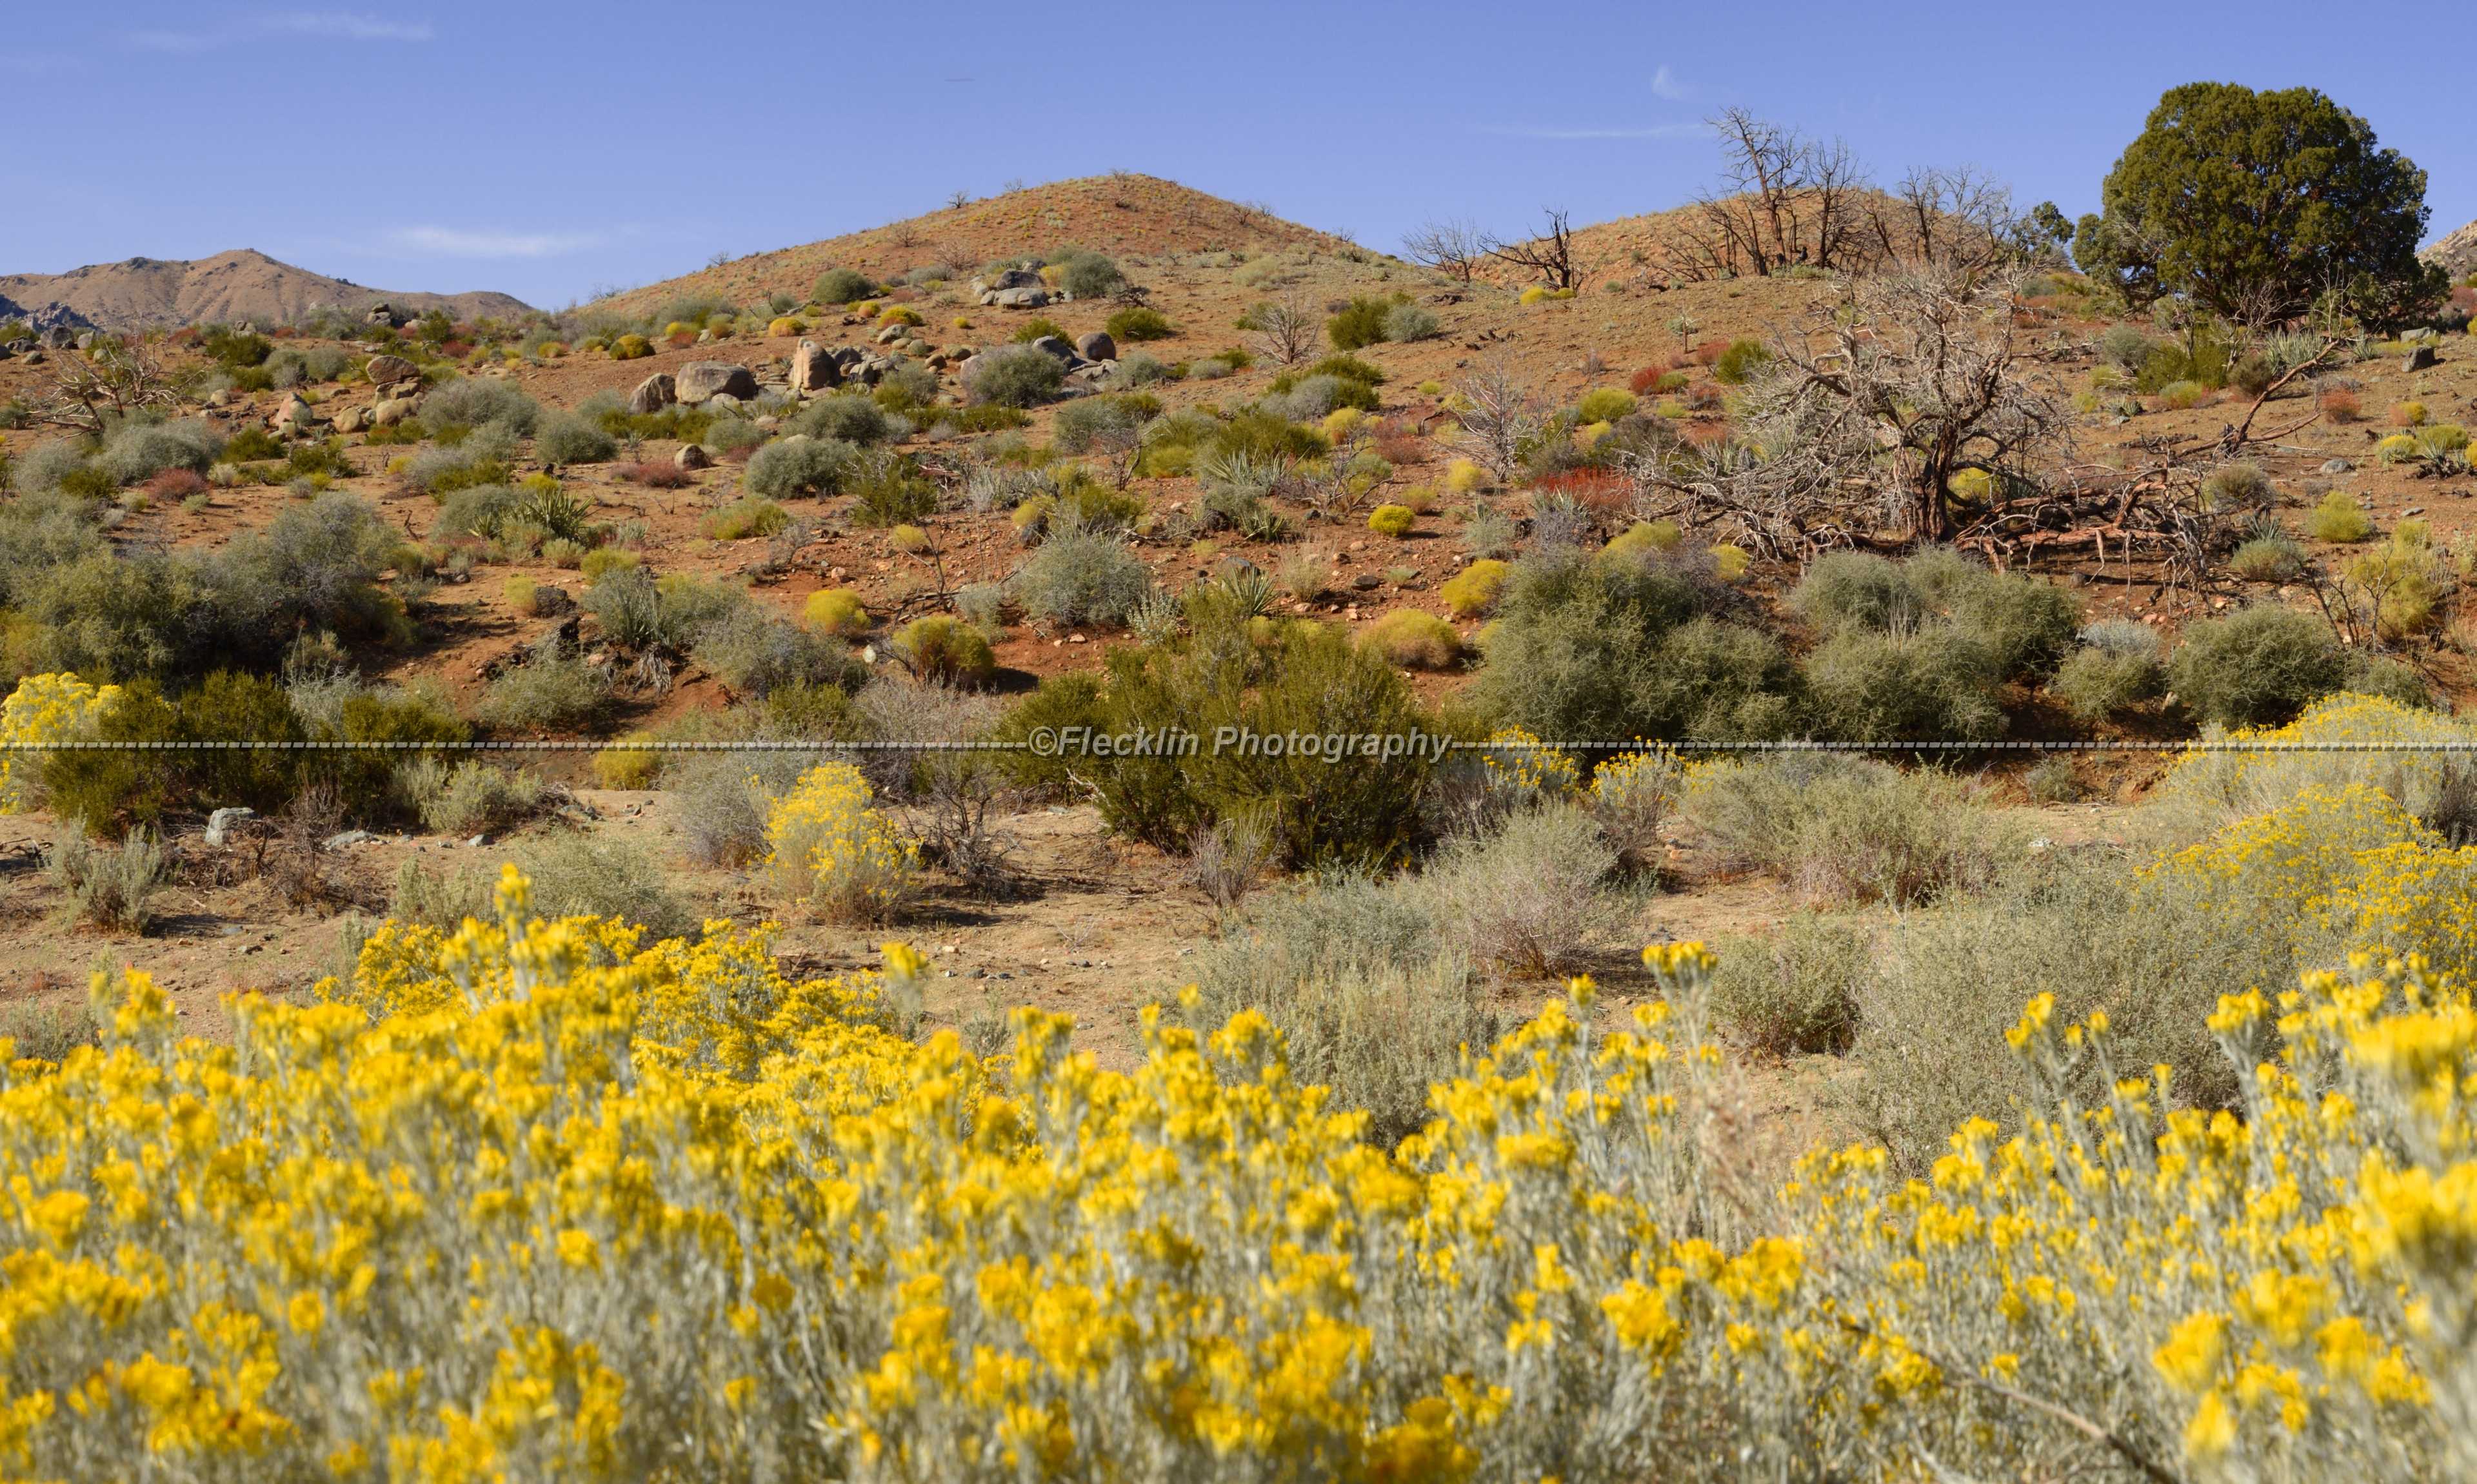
left=364, top=302, right=406, bottom=328
left=626, top=371, right=677, bottom=415
left=2401, top=327, right=2440, bottom=344
left=330, top=405, right=369, bottom=434
left=204, top=807, right=255, bottom=847
left=705, top=392, right=744, bottom=413
left=270, top=395, right=319, bottom=430
left=874, top=323, right=909, bottom=345
left=2404, top=344, right=2440, bottom=373
left=990, top=286, right=1051, bottom=310
left=789, top=339, right=839, bottom=392
left=674, top=443, right=712, bottom=471
left=1029, top=335, right=1080, bottom=365
left=973, top=268, right=1043, bottom=293
left=675, top=361, right=758, bottom=402
left=39, top=326, right=75, bottom=349
left=1075, top=331, right=1117, bottom=362
left=532, top=585, right=573, bottom=615
left=364, top=353, right=419, bottom=387
left=371, top=395, right=417, bottom=427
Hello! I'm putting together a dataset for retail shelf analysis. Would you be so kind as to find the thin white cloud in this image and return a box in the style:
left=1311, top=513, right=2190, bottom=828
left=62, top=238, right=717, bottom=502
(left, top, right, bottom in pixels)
left=1475, top=122, right=1707, bottom=141
left=258, top=12, right=435, bottom=41
left=386, top=226, right=601, bottom=259
left=1651, top=64, right=1687, bottom=101
left=127, top=29, right=221, bottom=52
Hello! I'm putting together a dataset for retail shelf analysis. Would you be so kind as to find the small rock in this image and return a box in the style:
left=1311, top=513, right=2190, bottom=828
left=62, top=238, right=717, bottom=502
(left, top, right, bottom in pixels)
left=2322, top=458, right=2352, bottom=474
left=990, top=285, right=1051, bottom=310
left=2403, top=345, right=2439, bottom=373
left=204, top=807, right=255, bottom=847
left=1029, top=335, right=1080, bottom=365
left=330, top=405, right=368, bottom=434
left=467, top=835, right=488, bottom=849
left=364, top=353, right=419, bottom=386
left=1075, top=331, right=1117, bottom=362
left=323, top=829, right=374, bottom=849
left=673, top=443, right=712, bottom=471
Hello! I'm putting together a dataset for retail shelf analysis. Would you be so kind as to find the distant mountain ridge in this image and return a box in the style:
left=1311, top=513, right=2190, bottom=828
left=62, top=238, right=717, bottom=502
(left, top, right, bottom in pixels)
left=0, top=250, right=532, bottom=333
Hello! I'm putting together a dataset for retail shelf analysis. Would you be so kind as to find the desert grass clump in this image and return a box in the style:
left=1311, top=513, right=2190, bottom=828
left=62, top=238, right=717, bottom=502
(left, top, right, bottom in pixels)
left=764, top=761, right=919, bottom=922
left=1175, top=874, right=1491, bottom=1146
left=1684, top=753, right=2016, bottom=907
left=2166, top=604, right=2347, bottom=727
left=2229, top=531, right=2307, bottom=581
left=1104, top=306, right=1174, bottom=342
left=702, top=497, right=791, bottom=540
left=1426, top=802, right=1617, bottom=978
left=2305, top=490, right=2376, bottom=542
left=404, top=758, right=550, bottom=838
left=1360, top=609, right=1462, bottom=670
left=47, top=828, right=164, bottom=933
left=475, top=653, right=613, bottom=731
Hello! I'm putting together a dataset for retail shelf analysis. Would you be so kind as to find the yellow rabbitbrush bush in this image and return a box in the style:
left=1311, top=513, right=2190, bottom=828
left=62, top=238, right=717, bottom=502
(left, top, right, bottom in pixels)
left=0, top=672, right=121, bottom=811
left=764, top=762, right=919, bottom=922
left=4, top=902, right=2477, bottom=1478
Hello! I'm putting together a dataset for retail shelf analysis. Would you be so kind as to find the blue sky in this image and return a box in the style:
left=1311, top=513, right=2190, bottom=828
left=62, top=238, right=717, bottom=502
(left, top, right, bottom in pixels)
left=7, top=1, right=2471, bottom=310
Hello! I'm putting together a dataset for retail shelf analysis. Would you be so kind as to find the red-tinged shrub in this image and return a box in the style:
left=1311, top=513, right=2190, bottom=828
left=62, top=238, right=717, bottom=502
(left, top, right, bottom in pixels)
left=143, top=468, right=209, bottom=500
left=1538, top=468, right=1630, bottom=517
left=1691, top=339, right=1728, bottom=366
left=1683, top=420, right=1730, bottom=447
left=1683, top=381, right=1724, bottom=411
left=666, top=330, right=698, bottom=350
left=1628, top=365, right=1665, bottom=395
left=2320, top=389, right=2362, bottom=424
left=620, top=461, right=693, bottom=489
left=439, top=340, right=472, bottom=359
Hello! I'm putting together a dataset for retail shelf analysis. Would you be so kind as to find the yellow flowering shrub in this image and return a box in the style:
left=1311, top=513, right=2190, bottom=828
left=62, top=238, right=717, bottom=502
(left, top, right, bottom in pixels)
left=0, top=671, right=121, bottom=812
left=764, top=762, right=919, bottom=922
left=2145, top=693, right=2477, bottom=844
left=5, top=886, right=2476, bottom=1478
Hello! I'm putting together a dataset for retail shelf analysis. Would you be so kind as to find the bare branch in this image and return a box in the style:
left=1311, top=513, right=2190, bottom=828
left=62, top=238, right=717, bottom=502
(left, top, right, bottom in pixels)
left=1402, top=217, right=1487, bottom=286
left=1482, top=208, right=1581, bottom=291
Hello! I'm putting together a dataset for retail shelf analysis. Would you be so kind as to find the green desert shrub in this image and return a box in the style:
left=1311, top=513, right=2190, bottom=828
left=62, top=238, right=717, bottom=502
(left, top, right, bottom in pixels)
left=1712, top=338, right=1772, bottom=384
left=1804, top=628, right=2005, bottom=744
left=1104, top=307, right=1174, bottom=342
left=890, top=615, right=997, bottom=685
left=691, top=606, right=857, bottom=697
left=1018, top=604, right=1442, bottom=868
left=2305, top=491, right=2376, bottom=543
left=403, top=759, right=549, bottom=837
left=515, top=831, right=698, bottom=942
left=1325, top=297, right=1395, bottom=351
left=1052, top=249, right=1124, bottom=299
left=535, top=411, right=617, bottom=465
left=746, top=437, right=857, bottom=499
left=2167, top=605, right=2348, bottom=727
left=2050, top=620, right=2167, bottom=722
left=1360, top=609, right=1461, bottom=669
left=701, top=497, right=791, bottom=541
left=1016, top=528, right=1155, bottom=628
left=812, top=268, right=876, bottom=304
left=99, top=419, right=221, bottom=486
left=2229, top=533, right=2308, bottom=581
left=790, top=394, right=897, bottom=446
left=1711, top=913, right=1867, bottom=1057
left=48, top=830, right=166, bottom=934
left=1382, top=301, right=1440, bottom=342
left=1052, top=394, right=1157, bottom=454
left=1471, top=553, right=1800, bottom=744
left=419, top=377, right=538, bottom=436
left=964, top=346, right=1065, bottom=408
left=475, top=651, right=613, bottom=731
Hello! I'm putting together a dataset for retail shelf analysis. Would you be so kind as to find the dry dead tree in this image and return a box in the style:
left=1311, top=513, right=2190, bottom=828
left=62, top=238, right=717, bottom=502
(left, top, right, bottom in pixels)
left=1629, top=265, right=2070, bottom=553
left=34, top=337, right=186, bottom=435
left=1668, top=109, right=1871, bottom=281
left=1403, top=218, right=1487, bottom=286
left=1482, top=208, right=1582, bottom=290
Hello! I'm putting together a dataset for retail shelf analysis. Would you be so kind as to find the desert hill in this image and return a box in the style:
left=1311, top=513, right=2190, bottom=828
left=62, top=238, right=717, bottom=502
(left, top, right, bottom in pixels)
left=0, top=249, right=533, bottom=333
left=2423, top=218, right=2477, bottom=281
left=592, top=174, right=1365, bottom=318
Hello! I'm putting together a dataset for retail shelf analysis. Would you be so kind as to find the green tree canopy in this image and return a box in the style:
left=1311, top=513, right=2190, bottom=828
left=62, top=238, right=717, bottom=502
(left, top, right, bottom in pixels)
left=2074, top=82, right=2443, bottom=326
